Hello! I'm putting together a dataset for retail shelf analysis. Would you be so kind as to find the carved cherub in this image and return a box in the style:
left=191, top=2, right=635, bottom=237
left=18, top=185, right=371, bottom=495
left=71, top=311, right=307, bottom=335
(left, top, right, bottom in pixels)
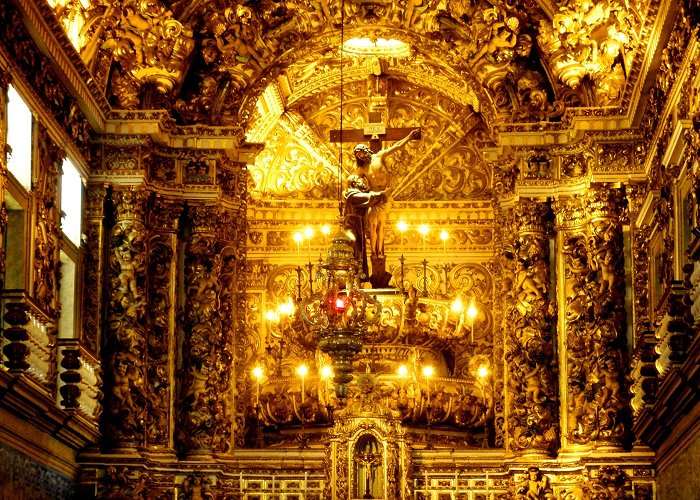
left=115, top=244, right=141, bottom=298
left=112, top=356, right=141, bottom=412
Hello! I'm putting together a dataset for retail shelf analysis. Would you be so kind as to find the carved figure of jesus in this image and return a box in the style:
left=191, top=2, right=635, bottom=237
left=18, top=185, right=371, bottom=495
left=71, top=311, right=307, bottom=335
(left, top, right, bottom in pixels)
left=352, top=128, right=420, bottom=262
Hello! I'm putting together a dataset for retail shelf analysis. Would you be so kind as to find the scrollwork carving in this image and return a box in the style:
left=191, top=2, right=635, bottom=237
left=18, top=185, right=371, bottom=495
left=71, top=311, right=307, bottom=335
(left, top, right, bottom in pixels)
left=503, top=200, right=558, bottom=454
left=104, top=188, right=149, bottom=445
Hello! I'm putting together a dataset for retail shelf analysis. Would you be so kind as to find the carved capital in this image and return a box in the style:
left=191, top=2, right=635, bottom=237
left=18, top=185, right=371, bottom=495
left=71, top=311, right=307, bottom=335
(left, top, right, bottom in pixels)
left=112, top=187, right=149, bottom=222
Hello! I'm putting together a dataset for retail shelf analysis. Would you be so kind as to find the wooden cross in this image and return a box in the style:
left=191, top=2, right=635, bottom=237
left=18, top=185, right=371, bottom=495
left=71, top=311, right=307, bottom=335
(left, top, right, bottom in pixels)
left=330, top=111, right=421, bottom=152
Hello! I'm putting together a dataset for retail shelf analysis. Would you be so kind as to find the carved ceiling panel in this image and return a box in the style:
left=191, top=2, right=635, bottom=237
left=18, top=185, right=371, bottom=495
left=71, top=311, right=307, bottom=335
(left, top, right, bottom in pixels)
left=48, top=0, right=651, bottom=127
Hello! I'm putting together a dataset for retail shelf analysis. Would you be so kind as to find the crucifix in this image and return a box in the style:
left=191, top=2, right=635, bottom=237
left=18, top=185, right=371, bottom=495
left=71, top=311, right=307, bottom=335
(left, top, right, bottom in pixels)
left=330, top=111, right=421, bottom=153
left=330, top=66, right=421, bottom=288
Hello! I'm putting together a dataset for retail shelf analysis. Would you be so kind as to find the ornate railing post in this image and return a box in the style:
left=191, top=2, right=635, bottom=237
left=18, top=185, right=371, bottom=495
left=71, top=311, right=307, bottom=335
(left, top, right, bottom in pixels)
left=2, top=301, right=30, bottom=370
left=502, top=199, right=558, bottom=457
left=58, top=345, right=81, bottom=409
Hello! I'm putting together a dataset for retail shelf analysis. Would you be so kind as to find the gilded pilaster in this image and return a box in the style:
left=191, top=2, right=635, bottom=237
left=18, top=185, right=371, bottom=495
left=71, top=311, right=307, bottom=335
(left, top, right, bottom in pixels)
left=218, top=159, right=249, bottom=449
left=503, top=200, right=558, bottom=456
left=34, top=125, right=62, bottom=320
left=144, top=196, right=183, bottom=451
left=0, top=70, right=9, bottom=284
left=81, top=184, right=107, bottom=355
left=104, top=187, right=150, bottom=447
left=176, top=203, right=233, bottom=456
left=554, top=186, right=631, bottom=450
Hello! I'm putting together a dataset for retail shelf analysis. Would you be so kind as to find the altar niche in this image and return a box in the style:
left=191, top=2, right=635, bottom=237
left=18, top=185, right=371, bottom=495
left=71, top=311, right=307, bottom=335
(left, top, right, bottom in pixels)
left=353, top=434, right=385, bottom=499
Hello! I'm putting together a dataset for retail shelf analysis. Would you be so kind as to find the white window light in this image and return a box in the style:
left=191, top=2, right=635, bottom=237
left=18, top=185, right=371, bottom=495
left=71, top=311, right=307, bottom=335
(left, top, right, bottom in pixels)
left=61, top=158, right=83, bottom=246
left=6, top=85, right=33, bottom=190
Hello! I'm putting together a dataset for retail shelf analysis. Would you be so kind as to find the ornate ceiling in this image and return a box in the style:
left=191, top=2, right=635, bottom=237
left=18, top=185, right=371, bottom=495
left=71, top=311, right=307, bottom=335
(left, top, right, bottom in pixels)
left=48, top=0, right=657, bottom=203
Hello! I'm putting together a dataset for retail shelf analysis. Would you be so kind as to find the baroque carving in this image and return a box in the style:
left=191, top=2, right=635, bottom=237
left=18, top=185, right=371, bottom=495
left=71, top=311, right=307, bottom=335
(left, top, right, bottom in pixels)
left=556, top=186, right=631, bottom=446
left=81, top=185, right=108, bottom=354
left=537, top=1, right=637, bottom=105
left=34, top=126, right=62, bottom=319
left=176, top=204, right=235, bottom=455
left=104, top=188, right=149, bottom=445
left=502, top=201, right=558, bottom=455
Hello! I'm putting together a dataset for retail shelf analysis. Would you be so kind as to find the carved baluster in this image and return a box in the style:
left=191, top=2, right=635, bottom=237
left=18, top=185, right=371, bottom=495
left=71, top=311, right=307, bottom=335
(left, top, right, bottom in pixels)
left=104, top=187, right=149, bottom=447
left=503, top=200, right=558, bottom=456
left=2, top=301, right=30, bottom=371
left=145, top=196, right=183, bottom=451
left=59, top=346, right=81, bottom=410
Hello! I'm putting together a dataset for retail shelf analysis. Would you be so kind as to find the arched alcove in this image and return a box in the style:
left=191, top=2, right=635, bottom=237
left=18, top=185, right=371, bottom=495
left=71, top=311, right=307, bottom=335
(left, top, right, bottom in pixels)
left=352, top=433, right=385, bottom=499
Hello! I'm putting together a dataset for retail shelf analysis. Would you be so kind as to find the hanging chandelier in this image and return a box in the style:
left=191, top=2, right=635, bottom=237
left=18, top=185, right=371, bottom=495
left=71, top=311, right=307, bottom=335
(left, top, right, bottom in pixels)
left=297, top=4, right=382, bottom=399
left=300, top=228, right=381, bottom=398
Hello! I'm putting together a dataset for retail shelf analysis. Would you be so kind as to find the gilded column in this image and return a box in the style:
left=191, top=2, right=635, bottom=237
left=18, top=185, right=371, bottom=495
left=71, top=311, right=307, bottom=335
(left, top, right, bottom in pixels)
left=104, top=187, right=150, bottom=448
left=0, top=71, right=9, bottom=284
left=555, top=186, right=631, bottom=450
left=503, top=200, right=558, bottom=456
left=176, top=203, right=233, bottom=456
left=144, top=196, right=183, bottom=452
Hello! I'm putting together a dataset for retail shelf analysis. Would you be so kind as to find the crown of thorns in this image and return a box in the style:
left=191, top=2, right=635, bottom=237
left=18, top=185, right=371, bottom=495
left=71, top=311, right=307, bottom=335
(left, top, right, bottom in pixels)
left=353, top=144, right=372, bottom=154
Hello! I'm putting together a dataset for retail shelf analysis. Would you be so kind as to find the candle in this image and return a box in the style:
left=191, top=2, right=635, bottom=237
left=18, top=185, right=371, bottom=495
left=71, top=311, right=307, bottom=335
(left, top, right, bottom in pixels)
left=419, top=224, right=428, bottom=259
left=293, top=232, right=303, bottom=262
left=252, top=366, right=263, bottom=406
left=304, top=227, right=313, bottom=262
left=297, top=364, right=308, bottom=404
left=440, top=230, right=448, bottom=263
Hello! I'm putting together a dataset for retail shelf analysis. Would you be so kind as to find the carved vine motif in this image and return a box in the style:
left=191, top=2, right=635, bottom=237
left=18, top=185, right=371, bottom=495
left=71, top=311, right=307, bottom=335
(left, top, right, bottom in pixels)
left=34, top=126, right=62, bottom=319
left=104, top=189, right=149, bottom=445
left=177, top=205, right=235, bottom=455
left=144, top=236, right=174, bottom=447
left=558, top=187, right=631, bottom=446
left=502, top=201, right=558, bottom=454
